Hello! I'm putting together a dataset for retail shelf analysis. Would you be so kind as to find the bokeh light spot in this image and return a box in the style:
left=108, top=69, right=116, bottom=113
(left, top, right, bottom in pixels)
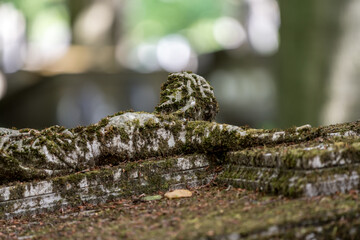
left=0, top=3, right=26, bottom=73
left=213, top=17, right=246, bottom=49
left=247, top=0, right=280, bottom=55
left=26, top=7, right=71, bottom=70
left=156, top=34, right=192, bottom=72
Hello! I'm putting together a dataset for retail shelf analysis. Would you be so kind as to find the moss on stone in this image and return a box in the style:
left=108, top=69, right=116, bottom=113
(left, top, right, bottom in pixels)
left=155, top=72, right=219, bottom=121
left=9, top=184, right=26, bottom=200
left=1, top=72, right=360, bottom=213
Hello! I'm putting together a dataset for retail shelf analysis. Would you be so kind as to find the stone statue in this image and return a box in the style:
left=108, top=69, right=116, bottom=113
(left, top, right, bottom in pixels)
left=0, top=72, right=218, bottom=183
left=0, top=72, right=359, bottom=189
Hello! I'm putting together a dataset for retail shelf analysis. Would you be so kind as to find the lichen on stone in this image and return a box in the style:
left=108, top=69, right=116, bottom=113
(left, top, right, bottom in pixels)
left=154, top=72, right=219, bottom=121
left=0, top=71, right=359, bottom=203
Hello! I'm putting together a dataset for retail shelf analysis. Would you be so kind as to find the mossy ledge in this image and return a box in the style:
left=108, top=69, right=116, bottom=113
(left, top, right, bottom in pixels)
left=217, top=134, right=360, bottom=197
left=0, top=154, right=214, bottom=218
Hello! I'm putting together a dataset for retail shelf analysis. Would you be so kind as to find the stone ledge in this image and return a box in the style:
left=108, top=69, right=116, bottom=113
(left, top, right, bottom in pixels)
left=0, top=154, right=214, bottom=218
left=218, top=164, right=360, bottom=197
left=226, top=140, right=360, bottom=169
left=3, top=141, right=360, bottom=217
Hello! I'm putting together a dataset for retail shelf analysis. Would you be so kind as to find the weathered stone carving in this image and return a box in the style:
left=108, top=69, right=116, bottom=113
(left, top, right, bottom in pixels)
left=1, top=72, right=360, bottom=217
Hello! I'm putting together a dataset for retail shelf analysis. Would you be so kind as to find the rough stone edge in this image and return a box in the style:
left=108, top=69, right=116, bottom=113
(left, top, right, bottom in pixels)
left=217, top=163, right=360, bottom=197
left=225, top=139, right=360, bottom=170
left=0, top=154, right=214, bottom=218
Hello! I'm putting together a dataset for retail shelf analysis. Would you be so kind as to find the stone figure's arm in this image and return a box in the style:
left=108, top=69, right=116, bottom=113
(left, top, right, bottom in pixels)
left=0, top=72, right=359, bottom=185
left=0, top=111, right=263, bottom=183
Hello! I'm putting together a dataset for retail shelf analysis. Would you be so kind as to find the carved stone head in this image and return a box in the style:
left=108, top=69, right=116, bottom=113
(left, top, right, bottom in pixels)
left=155, top=72, right=219, bottom=121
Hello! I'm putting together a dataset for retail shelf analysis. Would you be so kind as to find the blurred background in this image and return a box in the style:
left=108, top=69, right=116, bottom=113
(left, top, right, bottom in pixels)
left=0, top=0, right=359, bottom=129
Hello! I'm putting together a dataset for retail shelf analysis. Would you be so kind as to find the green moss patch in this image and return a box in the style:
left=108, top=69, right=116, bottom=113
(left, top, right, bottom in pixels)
left=0, top=154, right=214, bottom=218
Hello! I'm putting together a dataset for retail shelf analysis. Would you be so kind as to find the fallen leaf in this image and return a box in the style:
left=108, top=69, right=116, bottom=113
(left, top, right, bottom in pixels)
left=142, top=195, right=162, bottom=201
left=164, top=189, right=192, bottom=199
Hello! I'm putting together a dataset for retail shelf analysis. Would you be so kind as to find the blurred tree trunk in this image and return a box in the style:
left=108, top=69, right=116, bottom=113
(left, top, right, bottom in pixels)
left=66, top=0, right=90, bottom=28
left=321, top=0, right=360, bottom=125
left=276, top=0, right=344, bottom=128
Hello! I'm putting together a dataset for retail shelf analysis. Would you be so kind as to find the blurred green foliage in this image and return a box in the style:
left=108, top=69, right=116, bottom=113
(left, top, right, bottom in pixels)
left=2, top=0, right=70, bottom=40
left=123, top=0, right=227, bottom=53
left=124, top=0, right=222, bottom=37
left=3, top=0, right=68, bottom=20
